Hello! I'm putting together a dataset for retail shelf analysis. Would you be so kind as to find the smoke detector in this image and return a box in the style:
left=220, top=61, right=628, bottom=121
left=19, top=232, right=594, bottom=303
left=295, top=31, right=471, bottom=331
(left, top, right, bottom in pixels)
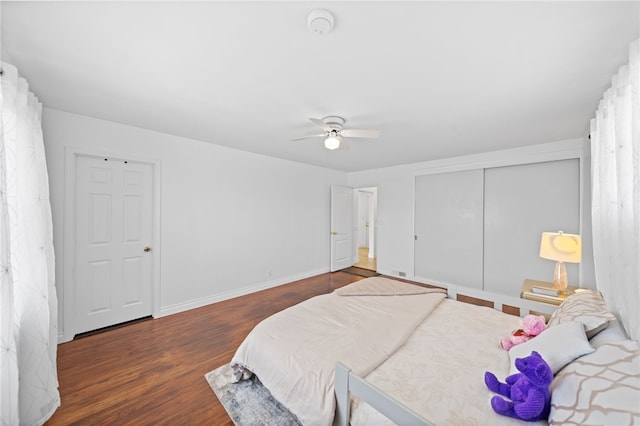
left=307, top=10, right=334, bottom=35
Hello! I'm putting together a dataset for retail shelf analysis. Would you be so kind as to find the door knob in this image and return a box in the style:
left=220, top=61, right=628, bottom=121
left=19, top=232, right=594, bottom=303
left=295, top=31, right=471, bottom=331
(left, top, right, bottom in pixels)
left=143, top=246, right=152, bottom=252
left=331, top=232, right=337, bottom=235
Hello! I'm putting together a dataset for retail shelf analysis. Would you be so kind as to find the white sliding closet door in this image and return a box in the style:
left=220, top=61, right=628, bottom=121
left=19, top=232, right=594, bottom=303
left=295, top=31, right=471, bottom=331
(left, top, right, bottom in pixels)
left=414, top=169, right=484, bottom=288
left=483, top=159, right=580, bottom=297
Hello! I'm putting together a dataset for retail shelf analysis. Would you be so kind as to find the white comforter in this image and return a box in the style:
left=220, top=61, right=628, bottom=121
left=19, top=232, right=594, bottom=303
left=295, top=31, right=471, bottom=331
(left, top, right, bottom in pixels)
left=230, top=277, right=446, bottom=426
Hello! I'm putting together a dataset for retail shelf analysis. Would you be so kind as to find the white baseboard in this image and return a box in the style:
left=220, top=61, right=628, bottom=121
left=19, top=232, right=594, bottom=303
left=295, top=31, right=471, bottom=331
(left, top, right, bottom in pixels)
left=57, top=268, right=330, bottom=343
left=157, top=267, right=329, bottom=318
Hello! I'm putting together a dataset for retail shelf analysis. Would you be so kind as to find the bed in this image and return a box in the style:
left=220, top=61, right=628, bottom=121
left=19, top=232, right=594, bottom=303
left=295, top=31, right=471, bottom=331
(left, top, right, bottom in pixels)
left=228, top=276, right=640, bottom=425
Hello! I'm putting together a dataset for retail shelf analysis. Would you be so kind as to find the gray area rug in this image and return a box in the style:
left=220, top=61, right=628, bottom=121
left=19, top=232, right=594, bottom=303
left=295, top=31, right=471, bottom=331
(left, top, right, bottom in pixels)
left=205, top=364, right=302, bottom=425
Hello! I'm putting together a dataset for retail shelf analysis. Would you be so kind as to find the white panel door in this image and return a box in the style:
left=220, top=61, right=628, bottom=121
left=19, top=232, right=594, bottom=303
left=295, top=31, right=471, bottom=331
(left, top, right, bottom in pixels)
left=331, top=186, right=353, bottom=272
left=75, top=156, right=153, bottom=334
left=414, top=170, right=484, bottom=288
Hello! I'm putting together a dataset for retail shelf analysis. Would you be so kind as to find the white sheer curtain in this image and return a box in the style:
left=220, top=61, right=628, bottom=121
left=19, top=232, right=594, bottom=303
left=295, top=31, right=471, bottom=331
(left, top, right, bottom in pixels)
left=590, top=39, right=640, bottom=342
left=1, top=63, right=59, bottom=424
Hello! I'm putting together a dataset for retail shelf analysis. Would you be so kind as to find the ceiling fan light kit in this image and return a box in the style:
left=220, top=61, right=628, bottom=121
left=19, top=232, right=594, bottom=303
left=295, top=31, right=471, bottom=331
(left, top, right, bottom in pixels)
left=307, top=10, right=334, bottom=35
left=324, top=134, right=341, bottom=150
left=293, top=116, right=380, bottom=150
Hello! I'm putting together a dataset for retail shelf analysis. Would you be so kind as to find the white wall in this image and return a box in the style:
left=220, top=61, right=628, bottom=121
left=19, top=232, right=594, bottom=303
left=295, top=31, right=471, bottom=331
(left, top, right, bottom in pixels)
left=43, top=107, right=597, bottom=339
left=348, top=138, right=596, bottom=288
left=43, top=108, right=347, bottom=339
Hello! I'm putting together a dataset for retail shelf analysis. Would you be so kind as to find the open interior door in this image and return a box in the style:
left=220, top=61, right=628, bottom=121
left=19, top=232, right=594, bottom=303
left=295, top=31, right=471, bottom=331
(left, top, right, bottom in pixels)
left=330, top=185, right=353, bottom=272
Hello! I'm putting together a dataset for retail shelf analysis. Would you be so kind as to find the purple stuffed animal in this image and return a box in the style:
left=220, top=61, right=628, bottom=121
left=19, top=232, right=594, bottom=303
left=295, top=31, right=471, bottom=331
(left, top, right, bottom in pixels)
left=484, top=351, right=552, bottom=421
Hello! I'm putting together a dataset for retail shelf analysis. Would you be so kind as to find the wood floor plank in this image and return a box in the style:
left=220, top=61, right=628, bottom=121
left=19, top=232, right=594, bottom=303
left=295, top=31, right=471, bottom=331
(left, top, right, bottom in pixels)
left=47, top=272, right=363, bottom=425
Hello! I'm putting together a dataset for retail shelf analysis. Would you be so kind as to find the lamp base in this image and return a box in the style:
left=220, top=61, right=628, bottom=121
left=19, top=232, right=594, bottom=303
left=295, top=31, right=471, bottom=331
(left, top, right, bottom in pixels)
left=552, top=261, right=569, bottom=294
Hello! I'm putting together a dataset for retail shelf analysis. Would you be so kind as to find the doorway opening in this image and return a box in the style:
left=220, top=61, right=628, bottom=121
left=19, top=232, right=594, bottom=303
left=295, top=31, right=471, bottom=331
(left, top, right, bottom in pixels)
left=352, top=187, right=377, bottom=271
left=353, top=247, right=377, bottom=271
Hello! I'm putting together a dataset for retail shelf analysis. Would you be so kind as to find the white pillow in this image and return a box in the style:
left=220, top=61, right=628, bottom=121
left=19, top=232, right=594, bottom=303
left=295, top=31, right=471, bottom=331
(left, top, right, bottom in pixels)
left=549, top=340, right=640, bottom=425
left=509, top=321, right=594, bottom=375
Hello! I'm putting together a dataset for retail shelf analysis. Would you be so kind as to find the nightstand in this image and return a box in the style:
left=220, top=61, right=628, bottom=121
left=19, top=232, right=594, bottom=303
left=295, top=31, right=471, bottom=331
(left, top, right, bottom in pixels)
left=520, top=279, right=577, bottom=306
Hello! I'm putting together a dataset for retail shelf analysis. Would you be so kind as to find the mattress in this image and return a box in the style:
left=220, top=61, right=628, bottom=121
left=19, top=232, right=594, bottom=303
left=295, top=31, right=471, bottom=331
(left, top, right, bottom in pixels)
left=350, top=298, right=547, bottom=425
left=230, top=278, right=447, bottom=426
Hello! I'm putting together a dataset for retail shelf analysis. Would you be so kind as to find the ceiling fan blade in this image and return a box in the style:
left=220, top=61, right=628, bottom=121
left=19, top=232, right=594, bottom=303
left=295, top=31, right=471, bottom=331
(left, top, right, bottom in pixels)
left=292, top=133, right=326, bottom=141
left=309, top=117, right=330, bottom=130
left=338, top=140, right=350, bottom=151
left=341, top=129, right=380, bottom=139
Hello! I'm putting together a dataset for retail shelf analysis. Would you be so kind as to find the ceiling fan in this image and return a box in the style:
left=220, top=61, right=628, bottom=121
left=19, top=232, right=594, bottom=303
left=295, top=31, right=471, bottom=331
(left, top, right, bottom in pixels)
left=292, top=116, right=380, bottom=150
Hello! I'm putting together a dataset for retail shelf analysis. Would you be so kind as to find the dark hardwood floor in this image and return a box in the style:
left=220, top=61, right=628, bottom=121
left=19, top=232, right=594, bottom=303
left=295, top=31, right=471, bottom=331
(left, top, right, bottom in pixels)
left=47, top=271, right=363, bottom=425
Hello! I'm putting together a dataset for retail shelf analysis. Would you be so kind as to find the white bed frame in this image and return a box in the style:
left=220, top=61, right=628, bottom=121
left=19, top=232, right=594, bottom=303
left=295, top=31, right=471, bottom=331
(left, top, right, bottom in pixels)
left=335, top=362, right=433, bottom=426
left=333, top=286, right=558, bottom=426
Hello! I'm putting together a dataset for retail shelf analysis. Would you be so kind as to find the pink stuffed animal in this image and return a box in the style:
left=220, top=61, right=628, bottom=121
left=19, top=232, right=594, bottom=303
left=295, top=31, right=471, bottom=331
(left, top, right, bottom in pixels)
left=522, top=315, right=547, bottom=336
left=501, top=315, right=547, bottom=350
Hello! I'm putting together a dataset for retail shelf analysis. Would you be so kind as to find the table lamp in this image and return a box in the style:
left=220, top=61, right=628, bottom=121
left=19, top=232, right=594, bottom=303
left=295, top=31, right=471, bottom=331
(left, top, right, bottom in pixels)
left=539, top=231, right=581, bottom=293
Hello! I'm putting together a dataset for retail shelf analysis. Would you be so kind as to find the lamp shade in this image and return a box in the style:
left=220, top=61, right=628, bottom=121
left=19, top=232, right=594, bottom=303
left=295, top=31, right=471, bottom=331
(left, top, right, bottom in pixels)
left=539, top=231, right=582, bottom=263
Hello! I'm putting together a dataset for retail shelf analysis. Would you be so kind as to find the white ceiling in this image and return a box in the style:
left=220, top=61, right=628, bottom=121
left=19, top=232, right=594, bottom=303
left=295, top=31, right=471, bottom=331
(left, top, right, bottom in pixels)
left=2, top=1, right=638, bottom=172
